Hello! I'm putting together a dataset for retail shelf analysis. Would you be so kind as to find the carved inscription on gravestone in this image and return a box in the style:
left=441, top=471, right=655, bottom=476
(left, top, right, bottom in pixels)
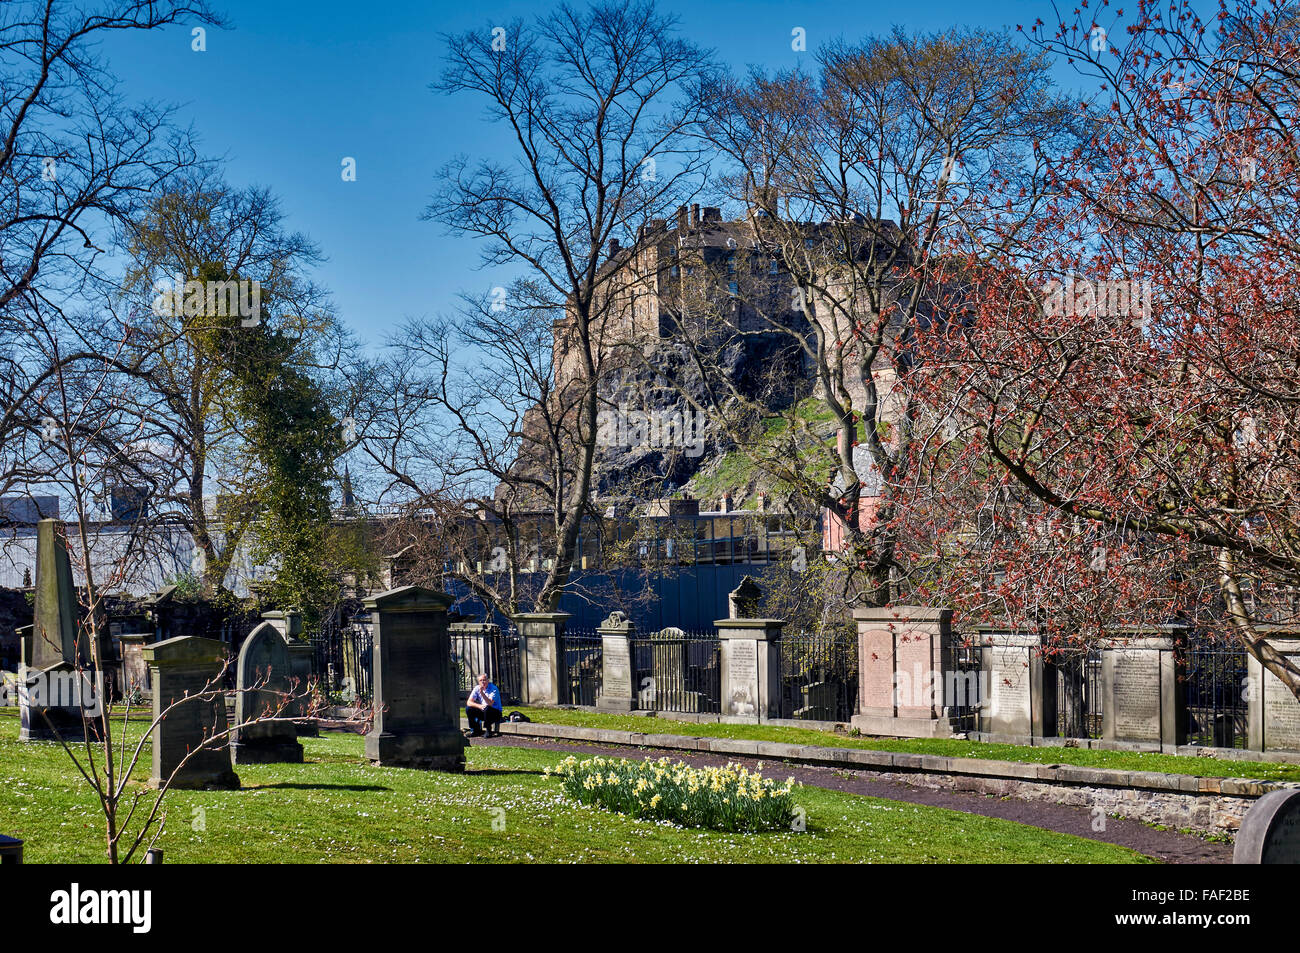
left=603, top=638, right=632, bottom=697
left=527, top=637, right=553, bottom=701
left=989, top=646, right=1030, bottom=730
left=1112, top=650, right=1161, bottom=740
left=1263, top=654, right=1300, bottom=751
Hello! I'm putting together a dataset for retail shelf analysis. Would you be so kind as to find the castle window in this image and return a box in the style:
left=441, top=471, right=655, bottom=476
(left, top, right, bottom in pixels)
left=769, top=258, right=779, bottom=274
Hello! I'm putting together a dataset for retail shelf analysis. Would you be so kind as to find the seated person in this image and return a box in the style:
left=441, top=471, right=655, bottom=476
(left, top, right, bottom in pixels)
left=466, top=672, right=503, bottom=737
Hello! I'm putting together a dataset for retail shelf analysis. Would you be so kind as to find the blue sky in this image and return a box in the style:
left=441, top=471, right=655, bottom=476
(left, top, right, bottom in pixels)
left=103, top=0, right=1063, bottom=348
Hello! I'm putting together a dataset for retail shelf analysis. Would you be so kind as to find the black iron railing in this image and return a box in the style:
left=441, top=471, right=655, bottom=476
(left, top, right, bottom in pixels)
left=309, top=604, right=373, bottom=706
left=631, top=629, right=721, bottom=714
left=947, top=637, right=985, bottom=734
left=777, top=630, right=858, bottom=723
left=564, top=628, right=603, bottom=706
left=1184, top=638, right=1248, bottom=748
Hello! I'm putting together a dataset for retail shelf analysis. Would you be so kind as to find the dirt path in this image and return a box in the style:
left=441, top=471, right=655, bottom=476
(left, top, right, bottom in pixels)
left=472, top=734, right=1232, bottom=864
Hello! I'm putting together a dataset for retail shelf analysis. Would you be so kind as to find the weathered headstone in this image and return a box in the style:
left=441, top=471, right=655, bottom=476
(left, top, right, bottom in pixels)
left=365, top=586, right=467, bottom=771
left=1100, top=632, right=1186, bottom=749
left=0, top=834, right=22, bottom=865
left=716, top=615, right=784, bottom=721
left=1247, top=636, right=1300, bottom=753
left=596, top=612, right=637, bottom=712
left=515, top=612, right=569, bottom=706
left=979, top=631, right=1046, bottom=740
left=20, top=521, right=92, bottom=741
left=230, top=621, right=304, bottom=764
left=117, top=634, right=152, bottom=698
left=143, top=636, right=240, bottom=789
left=1233, top=788, right=1300, bottom=864
left=852, top=606, right=963, bottom=738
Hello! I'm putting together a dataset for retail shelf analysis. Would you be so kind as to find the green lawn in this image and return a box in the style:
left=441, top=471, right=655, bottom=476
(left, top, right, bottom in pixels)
left=506, top=707, right=1300, bottom=782
left=0, top=712, right=1148, bottom=864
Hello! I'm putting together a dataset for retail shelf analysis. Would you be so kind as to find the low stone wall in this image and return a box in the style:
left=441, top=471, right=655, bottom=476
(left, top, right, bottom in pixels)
left=485, top=719, right=1300, bottom=835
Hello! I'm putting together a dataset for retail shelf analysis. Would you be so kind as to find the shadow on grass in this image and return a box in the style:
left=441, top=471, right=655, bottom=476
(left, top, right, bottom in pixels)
left=465, top=768, right=546, bottom=778
left=254, top=782, right=391, bottom=792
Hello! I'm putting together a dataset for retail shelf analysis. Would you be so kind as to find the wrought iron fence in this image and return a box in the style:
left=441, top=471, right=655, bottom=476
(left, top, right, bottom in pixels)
left=1184, top=638, right=1248, bottom=748
left=497, top=628, right=523, bottom=706
left=777, top=630, right=858, bottom=723
left=309, top=602, right=373, bottom=706
left=947, top=637, right=985, bottom=734
left=564, top=627, right=603, bottom=706
left=631, top=629, right=721, bottom=713
left=1048, top=649, right=1103, bottom=739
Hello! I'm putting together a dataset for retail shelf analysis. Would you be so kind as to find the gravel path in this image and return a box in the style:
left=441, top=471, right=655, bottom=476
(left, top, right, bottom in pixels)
left=470, top=733, right=1233, bottom=864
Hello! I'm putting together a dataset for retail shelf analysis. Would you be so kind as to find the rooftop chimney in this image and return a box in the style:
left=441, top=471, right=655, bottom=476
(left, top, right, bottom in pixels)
left=675, top=205, right=689, bottom=232
left=607, top=238, right=621, bottom=258
left=691, top=203, right=700, bottom=227
left=720, top=492, right=732, bottom=514
left=702, top=207, right=722, bottom=223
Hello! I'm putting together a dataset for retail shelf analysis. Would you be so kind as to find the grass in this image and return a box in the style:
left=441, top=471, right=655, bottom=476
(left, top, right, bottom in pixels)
left=0, top=711, right=1148, bottom=864
left=505, top=706, right=1300, bottom=782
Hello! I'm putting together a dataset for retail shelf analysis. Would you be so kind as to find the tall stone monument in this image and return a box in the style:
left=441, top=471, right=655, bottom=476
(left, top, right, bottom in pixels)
left=365, top=586, right=467, bottom=771
left=1099, top=631, right=1186, bottom=750
left=143, top=636, right=240, bottom=789
left=20, top=520, right=93, bottom=741
left=230, top=620, right=304, bottom=764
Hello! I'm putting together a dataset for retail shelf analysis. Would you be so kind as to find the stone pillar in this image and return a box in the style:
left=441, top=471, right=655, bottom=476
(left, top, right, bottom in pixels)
left=117, top=633, right=152, bottom=698
left=596, top=612, right=636, bottom=712
left=515, top=612, right=569, bottom=706
left=144, top=636, right=239, bottom=790
left=978, top=631, right=1049, bottom=741
left=716, top=617, right=784, bottom=722
left=365, top=586, right=467, bottom=771
left=851, top=606, right=962, bottom=739
left=1246, top=634, right=1300, bottom=753
left=1100, top=633, right=1187, bottom=750
left=231, top=621, right=304, bottom=764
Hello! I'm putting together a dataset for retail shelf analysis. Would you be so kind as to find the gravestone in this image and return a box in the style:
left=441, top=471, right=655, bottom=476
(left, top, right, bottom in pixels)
left=365, top=586, right=467, bottom=771
left=596, top=612, right=637, bottom=712
left=980, top=631, right=1047, bottom=740
left=230, top=621, right=304, bottom=764
left=117, top=634, right=151, bottom=698
left=515, top=612, right=569, bottom=706
left=259, top=609, right=317, bottom=737
left=1247, top=636, right=1300, bottom=753
left=1100, top=633, right=1186, bottom=749
left=852, top=606, right=963, bottom=738
left=716, top=615, right=784, bottom=721
left=1233, top=788, right=1300, bottom=864
left=144, top=636, right=240, bottom=789
left=0, top=835, right=22, bottom=865
left=20, top=521, right=92, bottom=742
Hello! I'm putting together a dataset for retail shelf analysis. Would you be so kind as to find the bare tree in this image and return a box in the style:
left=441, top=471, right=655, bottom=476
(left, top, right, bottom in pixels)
left=363, top=1, right=714, bottom=618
